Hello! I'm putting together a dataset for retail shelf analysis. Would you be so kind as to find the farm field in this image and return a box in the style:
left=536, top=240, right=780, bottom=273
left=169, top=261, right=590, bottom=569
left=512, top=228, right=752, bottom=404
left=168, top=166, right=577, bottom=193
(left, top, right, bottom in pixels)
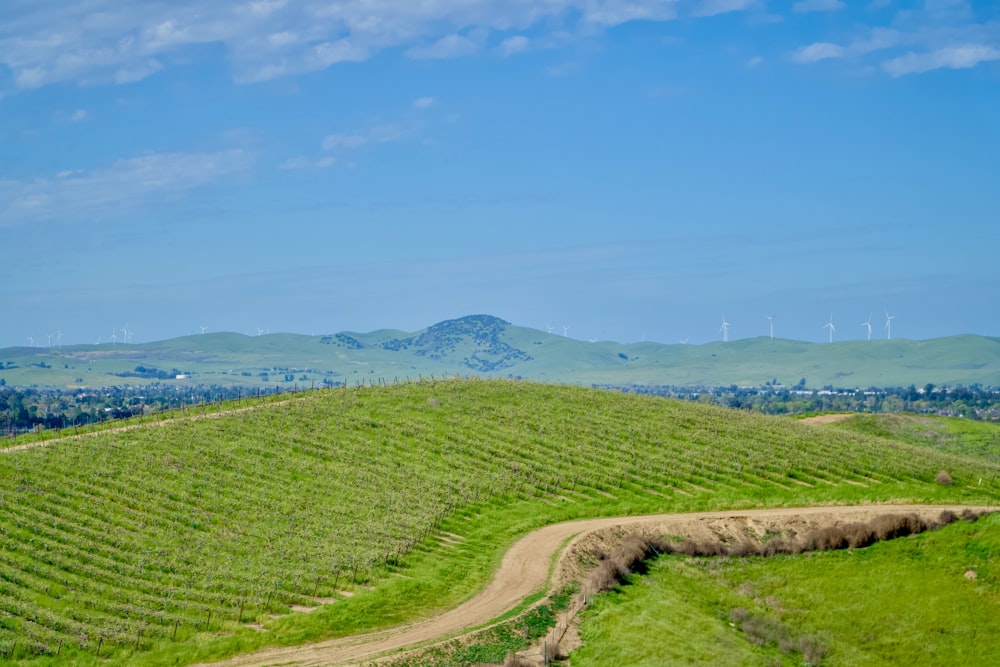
left=0, top=379, right=997, bottom=666
left=571, top=511, right=999, bottom=666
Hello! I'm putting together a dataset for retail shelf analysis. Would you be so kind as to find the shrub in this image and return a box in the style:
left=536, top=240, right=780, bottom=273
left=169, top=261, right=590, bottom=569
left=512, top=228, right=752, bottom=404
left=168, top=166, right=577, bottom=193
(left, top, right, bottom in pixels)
left=935, top=470, right=953, bottom=485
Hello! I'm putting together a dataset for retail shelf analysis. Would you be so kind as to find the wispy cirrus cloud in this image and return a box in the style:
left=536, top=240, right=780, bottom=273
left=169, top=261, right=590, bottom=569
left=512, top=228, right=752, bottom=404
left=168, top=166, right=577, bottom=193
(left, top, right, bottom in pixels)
left=792, top=0, right=845, bottom=13
left=0, top=0, right=691, bottom=92
left=792, top=42, right=846, bottom=63
left=883, top=44, right=1000, bottom=76
left=280, top=119, right=408, bottom=170
left=690, top=0, right=756, bottom=19
left=498, top=35, right=531, bottom=57
left=0, top=150, right=253, bottom=226
left=790, top=1, right=1000, bottom=76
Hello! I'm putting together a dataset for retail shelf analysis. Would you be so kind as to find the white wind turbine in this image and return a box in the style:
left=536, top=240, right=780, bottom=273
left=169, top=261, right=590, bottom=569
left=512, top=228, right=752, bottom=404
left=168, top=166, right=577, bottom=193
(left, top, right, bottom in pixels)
left=110, top=328, right=117, bottom=347
left=720, top=314, right=730, bottom=342
left=679, top=337, right=689, bottom=344
left=562, top=325, right=569, bottom=338
left=823, top=315, right=836, bottom=343
left=861, top=315, right=873, bottom=341
left=257, top=327, right=265, bottom=336
left=766, top=313, right=775, bottom=340
left=26, top=336, right=34, bottom=348
left=884, top=311, right=895, bottom=340
left=56, top=329, right=63, bottom=347
left=47, top=333, right=54, bottom=347
left=200, top=326, right=208, bottom=334
left=546, top=323, right=554, bottom=334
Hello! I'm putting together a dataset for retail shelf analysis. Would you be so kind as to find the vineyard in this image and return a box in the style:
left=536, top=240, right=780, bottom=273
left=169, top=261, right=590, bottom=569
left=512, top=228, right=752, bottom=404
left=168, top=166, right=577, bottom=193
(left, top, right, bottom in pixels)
left=0, top=379, right=997, bottom=665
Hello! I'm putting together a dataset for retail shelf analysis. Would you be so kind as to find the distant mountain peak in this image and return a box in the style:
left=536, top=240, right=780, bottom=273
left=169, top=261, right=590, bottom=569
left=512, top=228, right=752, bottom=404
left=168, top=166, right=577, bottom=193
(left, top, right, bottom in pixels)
left=373, top=314, right=529, bottom=371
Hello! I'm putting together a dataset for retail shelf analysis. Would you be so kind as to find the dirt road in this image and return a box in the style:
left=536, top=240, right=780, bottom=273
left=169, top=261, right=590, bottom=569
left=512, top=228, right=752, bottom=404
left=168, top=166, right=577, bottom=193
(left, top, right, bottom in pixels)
left=199, top=504, right=985, bottom=667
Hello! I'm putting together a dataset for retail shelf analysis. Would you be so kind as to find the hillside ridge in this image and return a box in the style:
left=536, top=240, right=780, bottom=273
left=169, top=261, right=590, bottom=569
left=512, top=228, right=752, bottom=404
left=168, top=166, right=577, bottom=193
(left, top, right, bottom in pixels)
left=2, top=314, right=999, bottom=389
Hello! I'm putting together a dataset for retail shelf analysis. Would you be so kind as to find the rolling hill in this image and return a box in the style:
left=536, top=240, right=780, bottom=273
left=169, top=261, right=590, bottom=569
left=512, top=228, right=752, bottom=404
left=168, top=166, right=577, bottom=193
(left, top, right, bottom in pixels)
left=0, top=379, right=997, bottom=665
left=2, top=314, right=1000, bottom=390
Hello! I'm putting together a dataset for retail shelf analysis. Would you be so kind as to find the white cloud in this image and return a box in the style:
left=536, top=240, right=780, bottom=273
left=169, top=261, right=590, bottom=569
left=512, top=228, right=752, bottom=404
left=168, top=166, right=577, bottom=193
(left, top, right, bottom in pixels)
left=583, top=2, right=678, bottom=26
left=792, top=42, right=846, bottom=63
left=746, top=55, right=764, bottom=68
left=883, top=44, right=1000, bottom=76
left=70, top=109, right=88, bottom=122
left=788, top=1, right=1000, bottom=77
left=279, top=155, right=335, bottom=170
left=114, top=59, right=163, bottom=84
left=413, top=96, right=434, bottom=109
left=322, top=134, right=369, bottom=150
left=0, top=150, right=254, bottom=226
left=0, top=1, right=689, bottom=91
left=793, top=0, right=846, bottom=13
left=499, top=35, right=530, bottom=56
left=406, top=33, right=481, bottom=60
left=691, top=0, right=756, bottom=18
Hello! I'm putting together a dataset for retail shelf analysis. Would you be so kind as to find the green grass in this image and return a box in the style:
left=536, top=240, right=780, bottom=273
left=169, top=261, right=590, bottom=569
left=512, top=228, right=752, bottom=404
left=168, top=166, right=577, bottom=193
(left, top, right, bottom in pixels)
left=572, top=513, right=999, bottom=666
left=0, top=379, right=997, bottom=665
left=833, top=413, right=1000, bottom=465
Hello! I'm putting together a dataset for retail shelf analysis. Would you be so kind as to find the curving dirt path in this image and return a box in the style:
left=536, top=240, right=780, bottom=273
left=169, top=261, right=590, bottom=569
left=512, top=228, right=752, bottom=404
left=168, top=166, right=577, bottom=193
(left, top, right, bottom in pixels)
left=198, top=504, right=986, bottom=667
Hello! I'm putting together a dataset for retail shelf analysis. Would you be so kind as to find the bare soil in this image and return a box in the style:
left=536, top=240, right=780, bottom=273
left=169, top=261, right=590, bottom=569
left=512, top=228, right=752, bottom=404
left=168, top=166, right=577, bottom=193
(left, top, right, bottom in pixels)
left=800, top=413, right=855, bottom=424
left=197, top=504, right=985, bottom=667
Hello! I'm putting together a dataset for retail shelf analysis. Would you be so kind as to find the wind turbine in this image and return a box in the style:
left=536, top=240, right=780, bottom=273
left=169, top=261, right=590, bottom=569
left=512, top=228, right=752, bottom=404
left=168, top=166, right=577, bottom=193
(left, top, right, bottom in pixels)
left=47, top=333, right=54, bottom=348
left=679, top=337, right=689, bottom=345
left=823, top=315, right=836, bottom=343
left=884, top=311, right=895, bottom=340
left=861, top=315, right=872, bottom=341
left=545, top=323, right=554, bottom=334
left=96, top=335, right=102, bottom=345
left=110, top=328, right=117, bottom=347
left=562, top=325, right=569, bottom=338
left=200, top=326, right=208, bottom=334
left=766, top=313, right=775, bottom=340
left=56, top=329, right=63, bottom=347
left=26, top=336, right=34, bottom=348
left=720, top=314, right=730, bottom=342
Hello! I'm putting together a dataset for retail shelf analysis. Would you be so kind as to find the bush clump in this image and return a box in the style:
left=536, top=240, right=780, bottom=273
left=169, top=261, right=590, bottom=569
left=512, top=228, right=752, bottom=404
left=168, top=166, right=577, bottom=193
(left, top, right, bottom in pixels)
left=935, top=470, right=953, bottom=485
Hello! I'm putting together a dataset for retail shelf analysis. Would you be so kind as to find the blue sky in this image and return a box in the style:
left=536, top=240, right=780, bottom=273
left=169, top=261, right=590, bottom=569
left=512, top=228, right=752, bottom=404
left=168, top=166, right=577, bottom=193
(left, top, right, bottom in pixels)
left=1, top=0, right=998, bottom=347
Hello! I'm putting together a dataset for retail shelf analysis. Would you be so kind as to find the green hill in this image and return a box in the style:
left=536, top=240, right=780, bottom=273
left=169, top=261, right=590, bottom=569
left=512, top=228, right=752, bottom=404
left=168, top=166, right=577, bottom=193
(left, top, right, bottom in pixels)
left=0, top=380, right=997, bottom=665
left=3, top=315, right=1000, bottom=390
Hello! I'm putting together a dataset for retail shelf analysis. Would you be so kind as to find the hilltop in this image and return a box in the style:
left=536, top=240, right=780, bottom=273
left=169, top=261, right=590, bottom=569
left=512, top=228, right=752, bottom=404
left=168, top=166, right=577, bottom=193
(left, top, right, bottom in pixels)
left=2, top=314, right=1000, bottom=389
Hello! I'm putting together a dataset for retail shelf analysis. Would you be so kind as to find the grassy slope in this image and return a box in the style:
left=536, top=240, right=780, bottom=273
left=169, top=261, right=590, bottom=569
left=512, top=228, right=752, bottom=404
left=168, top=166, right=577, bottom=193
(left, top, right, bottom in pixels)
left=0, top=381, right=998, bottom=665
left=2, top=318, right=1000, bottom=389
left=572, top=513, right=999, bottom=666
left=831, top=413, right=1000, bottom=465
